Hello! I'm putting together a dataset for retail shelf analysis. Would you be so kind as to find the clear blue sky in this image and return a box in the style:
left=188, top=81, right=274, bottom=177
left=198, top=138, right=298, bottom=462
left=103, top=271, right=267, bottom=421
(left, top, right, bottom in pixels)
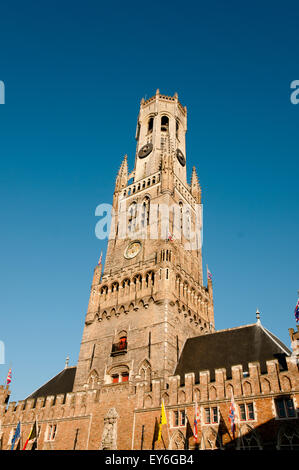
left=0, top=0, right=298, bottom=401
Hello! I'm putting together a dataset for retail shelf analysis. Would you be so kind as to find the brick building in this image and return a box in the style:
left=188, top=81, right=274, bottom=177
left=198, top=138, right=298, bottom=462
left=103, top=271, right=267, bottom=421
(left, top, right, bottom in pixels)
left=1, top=91, right=298, bottom=450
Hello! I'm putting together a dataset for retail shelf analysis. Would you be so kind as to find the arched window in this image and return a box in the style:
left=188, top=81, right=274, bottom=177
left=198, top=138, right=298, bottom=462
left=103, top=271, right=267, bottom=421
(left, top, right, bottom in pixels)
left=133, top=274, right=142, bottom=289
left=111, top=282, right=119, bottom=293
left=109, top=365, right=130, bottom=384
left=176, top=119, right=180, bottom=139
left=161, top=115, right=169, bottom=132
left=141, top=196, right=150, bottom=228
left=148, top=117, right=154, bottom=133
left=183, top=208, right=191, bottom=240
left=146, top=271, right=155, bottom=288
left=128, top=202, right=137, bottom=233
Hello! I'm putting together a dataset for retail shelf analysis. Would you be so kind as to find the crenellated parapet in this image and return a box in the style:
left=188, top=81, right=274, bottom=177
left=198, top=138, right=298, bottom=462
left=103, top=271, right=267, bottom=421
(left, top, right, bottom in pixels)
left=137, top=357, right=299, bottom=410
left=0, top=389, right=99, bottom=426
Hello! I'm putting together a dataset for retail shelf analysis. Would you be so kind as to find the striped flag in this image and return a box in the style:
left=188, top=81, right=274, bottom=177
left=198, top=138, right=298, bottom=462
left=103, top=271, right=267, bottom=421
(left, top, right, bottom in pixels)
left=22, top=420, right=38, bottom=450
left=229, top=391, right=237, bottom=437
left=6, top=368, right=12, bottom=386
left=207, top=268, right=212, bottom=281
left=295, top=298, right=299, bottom=323
left=10, top=421, right=20, bottom=450
left=98, top=251, right=103, bottom=265
left=193, top=402, right=200, bottom=442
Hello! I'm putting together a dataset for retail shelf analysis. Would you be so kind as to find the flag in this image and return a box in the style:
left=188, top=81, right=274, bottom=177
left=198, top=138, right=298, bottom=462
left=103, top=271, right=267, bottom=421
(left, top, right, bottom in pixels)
left=6, top=368, right=12, bottom=386
left=98, top=251, right=103, bottom=265
left=10, top=421, right=21, bottom=450
left=168, top=232, right=174, bottom=242
left=152, top=418, right=160, bottom=449
left=185, top=417, right=194, bottom=450
left=193, top=402, right=200, bottom=441
left=22, top=421, right=37, bottom=450
left=157, top=401, right=167, bottom=441
left=295, top=298, right=299, bottom=323
left=207, top=268, right=212, bottom=281
left=228, top=392, right=237, bottom=437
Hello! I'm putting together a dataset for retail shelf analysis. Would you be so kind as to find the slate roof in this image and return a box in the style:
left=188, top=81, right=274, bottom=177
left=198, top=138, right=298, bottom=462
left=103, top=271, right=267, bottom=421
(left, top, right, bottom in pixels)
left=26, top=366, right=77, bottom=400
left=174, top=323, right=291, bottom=384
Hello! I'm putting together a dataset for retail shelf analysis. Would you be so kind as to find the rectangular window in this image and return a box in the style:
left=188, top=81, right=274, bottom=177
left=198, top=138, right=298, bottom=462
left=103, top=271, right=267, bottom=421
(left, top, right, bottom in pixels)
left=247, top=403, right=255, bottom=420
left=212, top=407, right=218, bottom=423
left=173, top=410, right=185, bottom=427
left=204, top=408, right=211, bottom=424
left=121, top=373, right=129, bottom=382
left=239, top=404, right=246, bottom=421
left=276, top=399, right=287, bottom=418
left=179, top=410, right=186, bottom=426
left=275, top=398, right=296, bottom=418
left=112, top=375, right=119, bottom=384
left=46, top=424, right=57, bottom=441
left=239, top=403, right=255, bottom=421
left=286, top=399, right=296, bottom=418
left=173, top=411, right=179, bottom=427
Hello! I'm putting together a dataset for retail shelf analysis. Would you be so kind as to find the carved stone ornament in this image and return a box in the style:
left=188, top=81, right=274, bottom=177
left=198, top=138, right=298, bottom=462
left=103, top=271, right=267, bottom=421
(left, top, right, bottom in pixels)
left=100, top=407, right=119, bottom=450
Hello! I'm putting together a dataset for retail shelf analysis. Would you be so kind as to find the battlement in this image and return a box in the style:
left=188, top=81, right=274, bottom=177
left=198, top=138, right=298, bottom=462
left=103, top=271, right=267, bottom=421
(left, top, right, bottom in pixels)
left=136, top=356, right=299, bottom=410
left=1, top=355, right=298, bottom=429
left=141, top=91, right=187, bottom=116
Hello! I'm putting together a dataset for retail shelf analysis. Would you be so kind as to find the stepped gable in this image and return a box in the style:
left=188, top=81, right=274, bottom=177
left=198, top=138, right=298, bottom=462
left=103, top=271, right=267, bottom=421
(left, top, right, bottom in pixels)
left=26, top=366, right=77, bottom=399
left=175, top=324, right=291, bottom=383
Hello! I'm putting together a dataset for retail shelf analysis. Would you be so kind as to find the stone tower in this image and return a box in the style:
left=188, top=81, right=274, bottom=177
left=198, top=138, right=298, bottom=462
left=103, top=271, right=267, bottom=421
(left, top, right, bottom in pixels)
left=73, top=91, right=214, bottom=392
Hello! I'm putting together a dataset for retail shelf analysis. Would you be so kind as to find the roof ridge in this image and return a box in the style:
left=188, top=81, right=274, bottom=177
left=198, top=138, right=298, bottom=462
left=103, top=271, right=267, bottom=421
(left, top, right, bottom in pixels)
left=194, top=323, right=257, bottom=338
left=25, top=366, right=77, bottom=400
left=260, top=325, right=291, bottom=356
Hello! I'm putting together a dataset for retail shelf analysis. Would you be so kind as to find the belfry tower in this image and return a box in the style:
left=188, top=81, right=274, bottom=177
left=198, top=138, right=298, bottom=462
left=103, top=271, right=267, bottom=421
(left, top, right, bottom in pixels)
left=73, top=90, right=214, bottom=391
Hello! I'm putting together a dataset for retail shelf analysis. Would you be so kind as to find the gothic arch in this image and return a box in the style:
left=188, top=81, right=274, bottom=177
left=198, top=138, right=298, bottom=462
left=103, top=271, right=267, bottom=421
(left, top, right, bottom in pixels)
left=277, top=424, right=299, bottom=450
left=261, top=378, right=271, bottom=394
left=87, top=369, right=99, bottom=388
left=145, top=271, right=155, bottom=287
left=201, top=427, right=220, bottom=450
left=118, top=305, right=126, bottom=315
left=243, top=381, right=252, bottom=396
left=170, top=430, right=185, bottom=450
left=209, top=386, right=217, bottom=401
left=178, top=390, right=186, bottom=404
left=226, top=384, right=234, bottom=398
left=162, top=393, right=169, bottom=406
left=144, top=395, right=152, bottom=408
left=281, top=375, right=292, bottom=391
left=238, top=424, right=262, bottom=450
left=194, top=388, right=200, bottom=402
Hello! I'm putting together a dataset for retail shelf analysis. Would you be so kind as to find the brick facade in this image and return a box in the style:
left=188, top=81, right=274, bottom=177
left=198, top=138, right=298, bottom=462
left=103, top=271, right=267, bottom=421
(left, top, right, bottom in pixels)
left=1, top=91, right=298, bottom=450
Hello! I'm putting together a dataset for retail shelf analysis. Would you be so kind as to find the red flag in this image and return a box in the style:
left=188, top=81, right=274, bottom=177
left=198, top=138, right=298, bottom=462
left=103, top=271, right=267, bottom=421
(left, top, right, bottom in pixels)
left=22, top=421, right=37, bottom=450
left=6, top=368, right=12, bottom=386
left=193, top=402, right=200, bottom=441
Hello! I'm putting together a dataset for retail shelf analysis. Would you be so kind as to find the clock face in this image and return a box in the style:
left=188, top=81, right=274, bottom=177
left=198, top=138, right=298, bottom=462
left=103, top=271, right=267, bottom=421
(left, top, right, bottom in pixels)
left=138, top=143, right=153, bottom=159
left=176, top=149, right=186, bottom=167
left=124, top=240, right=142, bottom=259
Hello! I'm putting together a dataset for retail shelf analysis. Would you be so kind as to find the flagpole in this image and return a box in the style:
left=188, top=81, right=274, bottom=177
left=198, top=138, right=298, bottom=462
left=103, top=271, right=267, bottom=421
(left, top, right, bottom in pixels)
left=164, top=401, right=171, bottom=450
left=36, top=416, right=38, bottom=450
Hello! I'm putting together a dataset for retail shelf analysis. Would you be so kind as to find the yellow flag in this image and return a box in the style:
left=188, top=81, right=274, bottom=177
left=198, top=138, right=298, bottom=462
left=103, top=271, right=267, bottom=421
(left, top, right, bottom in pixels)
left=157, top=401, right=167, bottom=441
